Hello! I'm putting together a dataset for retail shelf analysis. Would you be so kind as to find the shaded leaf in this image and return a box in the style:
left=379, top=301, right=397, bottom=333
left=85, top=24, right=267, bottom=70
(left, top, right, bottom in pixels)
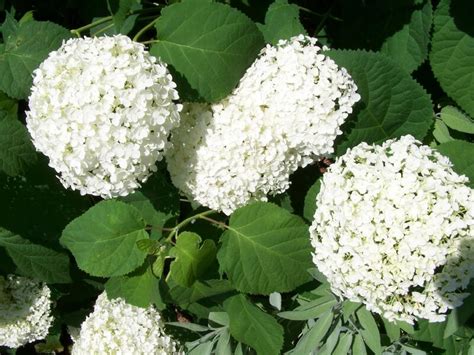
left=431, top=0, right=474, bottom=117
left=0, top=91, right=17, bottom=121
left=380, top=0, right=432, bottom=72
left=0, top=227, right=71, bottom=283
left=444, top=287, right=474, bottom=338
left=328, top=50, right=433, bottom=155
left=437, top=140, right=474, bottom=187
left=303, top=179, right=321, bottom=222
left=0, top=119, right=37, bottom=176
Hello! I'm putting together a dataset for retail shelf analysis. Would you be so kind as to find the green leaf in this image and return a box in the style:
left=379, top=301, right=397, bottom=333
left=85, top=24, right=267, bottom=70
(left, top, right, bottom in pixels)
left=169, top=232, right=217, bottom=287
left=0, top=19, right=70, bottom=99
left=109, top=0, right=141, bottom=34
left=433, top=119, right=454, bottom=143
left=436, top=140, right=474, bottom=187
left=0, top=91, right=17, bottom=121
left=400, top=344, right=428, bottom=355
left=224, top=294, right=283, bottom=355
left=341, top=300, right=362, bottom=322
left=152, top=252, right=166, bottom=277
left=353, top=333, right=367, bottom=355
left=0, top=159, right=90, bottom=246
left=440, top=105, right=474, bottom=134
left=151, top=0, right=264, bottom=102
left=0, top=12, right=19, bottom=42
left=0, top=248, right=16, bottom=275
left=383, top=318, right=401, bottom=342
left=380, top=0, right=432, bottom=73
left=61, top=200, right=148, bottom=277
left=328, top=50, right=433, bottom=155
left=277, top=296, right=337, bottom=321
left=332, top=1, right=421, bottom=47
left=216, top=328, right=232, bottom=355
left=431, top=0, right=474, bottom=117
left=189, top=341, right=214, bottom=355
left=412, top=320, right=463, bottom=351
left=444, top=288, right=474, bottom=338
left=166, top=278, right=234, bottom=306
left=398, top=320, right=415, bottom=335
left=291, top=311, right=334, bottom=354
left=167, top=321, right=210, bottom=332
left=318, top=320, right=342, bottom=355
left=121, top=170, right=179, bottom=238
left=303, top=179, right=321, bottom=222
left=0, top=227, right=71, bottom=283
left=0, top=119, right=37, bottom=175
left=209, top=312, right=229, bottom=326
left=217, top=202, right=312, bottom=295
left=257, top=0, right=306, bottom=45
left=356, top=307, right=382, bottom=355
left=105, top=263, right=160, bottom=308
left=333, top=332, right=353, bottom=355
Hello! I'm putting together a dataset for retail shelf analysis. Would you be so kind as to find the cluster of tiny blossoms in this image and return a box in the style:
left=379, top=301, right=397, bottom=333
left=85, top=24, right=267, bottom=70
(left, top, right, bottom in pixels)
left=310, top=135, right=474, bottom=323
left=0, top=275, right=53, bottom=348
left=72, top=292, right=182, bottom=354
left=167, top=35, right=360, bottom=214
left=26, top=35, right=181, bottom=198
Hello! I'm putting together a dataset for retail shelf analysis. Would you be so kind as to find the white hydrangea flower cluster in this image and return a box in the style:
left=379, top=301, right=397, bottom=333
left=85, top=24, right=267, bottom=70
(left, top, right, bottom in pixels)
left=26, top=35, right=181, bottom=198
left=72, top=292, right=182, bottom=355
left=310, top=135, right=474, bottom=324
left=167, top=35, right=360, bottom=214
left=0, top=275, right=53, bottom=348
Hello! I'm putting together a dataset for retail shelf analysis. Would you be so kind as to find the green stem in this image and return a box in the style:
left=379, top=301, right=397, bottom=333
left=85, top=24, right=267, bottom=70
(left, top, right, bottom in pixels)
left=297, top=5, right=342, bottom=22
left=91, top=22, right=115, bottom=37
left=71, top=16, right=112, bottom=37
left=70, top=7, right=162, bottom=37
left=133, top=16, right=159, bottom=42
left=140, top=39, right=160, bottom=45
left=197, top=215, right=229, bottom=230
left=314, top=3, right=337, bottom=36
left=165, top=210, right=218, bottom=242
left=297, top=6, right=324, bottom=16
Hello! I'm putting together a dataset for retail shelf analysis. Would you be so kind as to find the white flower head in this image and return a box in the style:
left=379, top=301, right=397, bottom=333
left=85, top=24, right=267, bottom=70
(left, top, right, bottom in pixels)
left=310, top=135, right=474, bottom=324
left=27, top=35, right=181, bottom=198
left=0, top=275, right=53, bottom=348
left=72, top=292, right=182, bottom=355
left=167, top=35, right=360, bottom=214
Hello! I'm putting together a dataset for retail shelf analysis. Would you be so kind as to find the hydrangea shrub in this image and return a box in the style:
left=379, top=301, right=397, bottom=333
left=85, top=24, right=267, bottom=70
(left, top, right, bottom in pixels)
left=0, top=0, right=473, bottom=354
